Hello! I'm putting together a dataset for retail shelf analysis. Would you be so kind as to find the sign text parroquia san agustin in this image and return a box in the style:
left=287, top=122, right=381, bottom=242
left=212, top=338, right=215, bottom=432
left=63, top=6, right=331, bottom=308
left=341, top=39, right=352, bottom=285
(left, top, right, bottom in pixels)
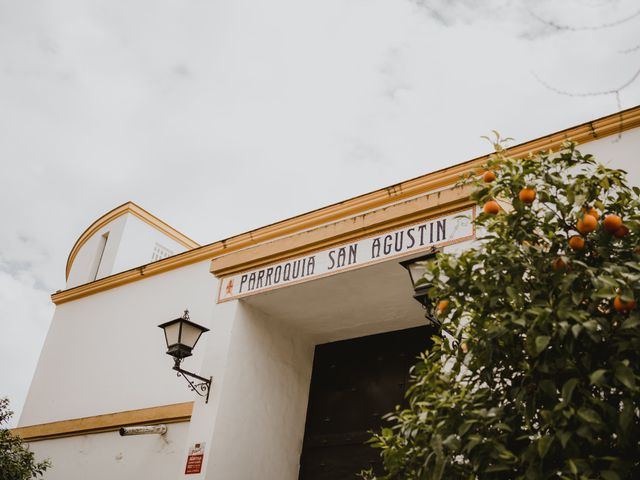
left=217, top=207, right=475, bottom=302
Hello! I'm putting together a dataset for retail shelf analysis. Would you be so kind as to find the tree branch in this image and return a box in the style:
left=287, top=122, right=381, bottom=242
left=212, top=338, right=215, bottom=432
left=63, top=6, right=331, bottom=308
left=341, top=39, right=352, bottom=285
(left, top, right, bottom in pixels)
left=528, top=7, right=640, bottom=31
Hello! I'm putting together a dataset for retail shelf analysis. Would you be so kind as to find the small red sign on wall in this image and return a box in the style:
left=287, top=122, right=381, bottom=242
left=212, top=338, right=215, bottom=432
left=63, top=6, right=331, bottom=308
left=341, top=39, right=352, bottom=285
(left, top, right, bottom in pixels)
left=185, top=443, right=205, bottom=475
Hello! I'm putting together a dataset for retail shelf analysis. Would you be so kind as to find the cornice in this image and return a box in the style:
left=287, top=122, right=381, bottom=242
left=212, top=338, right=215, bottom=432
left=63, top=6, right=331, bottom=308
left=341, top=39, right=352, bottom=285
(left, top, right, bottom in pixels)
left=210, top=185, right=474, bottom=277
left=52, top=105, right=640, bottom=305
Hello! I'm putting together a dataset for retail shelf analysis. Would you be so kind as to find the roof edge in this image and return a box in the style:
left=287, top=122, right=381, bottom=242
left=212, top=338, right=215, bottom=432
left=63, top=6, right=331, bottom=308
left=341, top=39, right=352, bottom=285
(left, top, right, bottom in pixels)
left=53, top=105, right=640, bottom=304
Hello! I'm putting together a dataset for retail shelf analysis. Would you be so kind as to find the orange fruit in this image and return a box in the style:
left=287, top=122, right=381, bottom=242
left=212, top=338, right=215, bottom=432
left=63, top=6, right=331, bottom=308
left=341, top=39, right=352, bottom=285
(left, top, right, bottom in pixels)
left=603, top=214, right=623, bottom=233
left=437, top=300, right=449, bottom=314
left=577, top=214, right=597, bottom=234
left=581, top=207, right=600, bottom=221
left=482, top=170, right=496, bottom=183
left=568, top=235, right=585, bottom=251
left=518, top=188, right=536, bottom=204
left=614, top=296, right=636, bottom=312
left=614, top=225, right=629, bottom=238
left=552, top=258, right=568, bottom=271
left=483, top=200, right=500, bottom=215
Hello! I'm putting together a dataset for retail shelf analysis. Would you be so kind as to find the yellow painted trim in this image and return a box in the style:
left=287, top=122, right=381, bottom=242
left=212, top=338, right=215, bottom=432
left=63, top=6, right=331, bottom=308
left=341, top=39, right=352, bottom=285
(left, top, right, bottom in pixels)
left=211, top=185, right=474, bottom=277
left=12, top=402, right=193, bottom=442
left=52, top=105, right=640, bottom=305
left=65, top=202, right=200, bottom=280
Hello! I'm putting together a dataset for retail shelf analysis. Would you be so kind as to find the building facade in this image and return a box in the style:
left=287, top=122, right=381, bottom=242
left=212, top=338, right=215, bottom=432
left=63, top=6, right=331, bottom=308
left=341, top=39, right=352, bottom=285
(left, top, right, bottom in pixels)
left=14, top=107, right=640, bottom=479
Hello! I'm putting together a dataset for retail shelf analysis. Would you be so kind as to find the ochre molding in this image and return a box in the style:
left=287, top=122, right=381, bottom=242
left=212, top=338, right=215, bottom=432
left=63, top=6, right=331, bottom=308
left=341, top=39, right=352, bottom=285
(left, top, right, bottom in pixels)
left=65, top=201, right=200, bottom=280
left=52, top=105, right=640, bottom=305
left=12, top=402, right=193, bottom=442
left=210, top=185, right=474, bottom=277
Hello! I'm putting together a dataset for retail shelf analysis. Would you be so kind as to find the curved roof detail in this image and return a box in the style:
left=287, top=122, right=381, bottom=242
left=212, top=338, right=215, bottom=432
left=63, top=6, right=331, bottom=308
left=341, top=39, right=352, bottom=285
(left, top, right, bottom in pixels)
left=65, top=202, right=200, bottom=280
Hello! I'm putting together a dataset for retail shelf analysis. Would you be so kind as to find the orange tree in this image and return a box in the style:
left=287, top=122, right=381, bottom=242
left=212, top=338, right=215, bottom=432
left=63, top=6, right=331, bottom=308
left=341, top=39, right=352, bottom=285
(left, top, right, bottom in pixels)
left=362, top=140, right=640, bottom=479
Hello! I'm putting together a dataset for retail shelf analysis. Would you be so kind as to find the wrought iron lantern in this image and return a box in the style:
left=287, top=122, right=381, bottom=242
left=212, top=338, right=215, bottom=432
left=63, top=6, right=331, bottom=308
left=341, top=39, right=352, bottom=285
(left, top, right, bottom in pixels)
left=399, top=251, right=440, bottom=326
left=158, top=310, right=212, bottom=403
left=399, top=254, right=432, bottom=309
left=400, top=250, right=457, bottom=345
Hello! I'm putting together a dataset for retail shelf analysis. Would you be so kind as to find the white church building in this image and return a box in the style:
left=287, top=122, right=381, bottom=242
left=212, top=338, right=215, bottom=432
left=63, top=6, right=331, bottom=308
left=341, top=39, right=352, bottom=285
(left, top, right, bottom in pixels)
left=14, top=106, right=640, bottom=479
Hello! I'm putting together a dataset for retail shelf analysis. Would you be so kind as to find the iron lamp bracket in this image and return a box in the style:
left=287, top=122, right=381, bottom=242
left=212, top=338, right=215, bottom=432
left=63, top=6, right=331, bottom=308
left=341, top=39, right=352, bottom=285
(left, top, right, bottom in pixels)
left=173, top=358, right=212, bottom=403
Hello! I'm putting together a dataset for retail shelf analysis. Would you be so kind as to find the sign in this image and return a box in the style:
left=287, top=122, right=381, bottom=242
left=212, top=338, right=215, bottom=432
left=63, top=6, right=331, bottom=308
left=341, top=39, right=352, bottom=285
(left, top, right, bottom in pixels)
left=217, top=207, right=475, bottom=302
left=185, top=443, right=205, bottom=475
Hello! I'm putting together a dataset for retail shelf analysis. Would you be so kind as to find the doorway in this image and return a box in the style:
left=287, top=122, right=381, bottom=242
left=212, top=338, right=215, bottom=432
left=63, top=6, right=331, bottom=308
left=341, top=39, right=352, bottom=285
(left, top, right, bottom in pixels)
left=298, top=326, right=433, bottom=479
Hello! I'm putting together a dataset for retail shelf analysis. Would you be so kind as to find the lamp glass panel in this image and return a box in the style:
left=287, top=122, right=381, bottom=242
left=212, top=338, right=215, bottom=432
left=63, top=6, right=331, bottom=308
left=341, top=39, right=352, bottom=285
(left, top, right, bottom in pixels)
left=180, top=322, right=205, bottom=349
left=407, top=261, right=428, bottom=286
left=163, top=321, right=181, bottom=347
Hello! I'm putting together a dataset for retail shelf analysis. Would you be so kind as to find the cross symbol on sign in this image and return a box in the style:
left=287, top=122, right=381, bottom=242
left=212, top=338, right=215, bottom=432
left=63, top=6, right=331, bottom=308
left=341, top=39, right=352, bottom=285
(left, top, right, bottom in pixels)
left=225, top=279, right=234, bottom=296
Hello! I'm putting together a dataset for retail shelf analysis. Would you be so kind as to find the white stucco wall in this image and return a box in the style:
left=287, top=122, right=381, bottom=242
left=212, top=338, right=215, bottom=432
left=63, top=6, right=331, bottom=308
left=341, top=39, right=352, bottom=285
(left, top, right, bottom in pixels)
left=111, top=214, right=190, bottom=275
left=184, top=301, right=315, bottom=480
left=20, top=260, right=217, bottom=426
left=580, top=127, right=640, bottom=187
left=26, top=422, right=189, bottom=480
left=172, top=300, right=238, bottom=479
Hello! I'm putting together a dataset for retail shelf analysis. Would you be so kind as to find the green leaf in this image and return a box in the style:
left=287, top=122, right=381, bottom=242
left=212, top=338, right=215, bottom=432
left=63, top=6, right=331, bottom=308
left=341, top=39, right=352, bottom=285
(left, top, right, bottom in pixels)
left=430, top=434, right=443, bottom=457
left=615, top=364, right=636, bottom=389
left=571, top=289, right=582, bottom=305
left=620, top=398, right=633, bottom=433
left=557, top=430, right=572, bottom=448
left=443, top=434, right=461, bottom=450
left=535, top=336, right=550, bottom=355
left=621, top=314, right=640, bottom=330
left=571, top=324, right=583, bottom=338
left=485, top=464, right=512, bottom=473
left=601, top=471, right=620, bottom=480
left=562, top=378, right=579, bottom=405
left=512, top=317, right=526, bottom=327
left=589, top=369, right=607, bottom=386
left=464, top=435, right=482, bottom=453
left=537, top=435, right=553, bottom=459
left=583, top=320, right=599, bottom=332
left=458, top=420, right=475, bottom=437
left=594, top=287, right=616, bottom=299
left=492, top=422, right=511, bottom=433
left=577, top=408, right=602, bottom=425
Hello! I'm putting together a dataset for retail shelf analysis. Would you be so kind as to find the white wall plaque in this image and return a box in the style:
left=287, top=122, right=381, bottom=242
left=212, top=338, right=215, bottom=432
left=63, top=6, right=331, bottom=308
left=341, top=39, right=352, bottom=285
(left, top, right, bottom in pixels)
left=217, top=207, right=475, bottom=302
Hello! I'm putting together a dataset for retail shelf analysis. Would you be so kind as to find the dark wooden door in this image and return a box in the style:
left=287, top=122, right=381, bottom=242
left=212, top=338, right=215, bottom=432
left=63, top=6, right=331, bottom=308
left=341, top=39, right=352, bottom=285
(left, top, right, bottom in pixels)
left=298, top=326, right=433, bottom=480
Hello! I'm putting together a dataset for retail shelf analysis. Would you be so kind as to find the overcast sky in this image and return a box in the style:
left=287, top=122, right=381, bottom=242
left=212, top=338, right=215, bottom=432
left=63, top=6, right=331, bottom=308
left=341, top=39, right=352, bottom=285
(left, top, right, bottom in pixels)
left=2, top=0, right=640, bottom=427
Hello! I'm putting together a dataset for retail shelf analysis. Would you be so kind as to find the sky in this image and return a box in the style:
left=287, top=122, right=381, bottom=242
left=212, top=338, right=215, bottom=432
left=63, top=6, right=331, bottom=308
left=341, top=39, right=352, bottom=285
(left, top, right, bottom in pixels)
left=1, top=0, right=640, bottom=427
